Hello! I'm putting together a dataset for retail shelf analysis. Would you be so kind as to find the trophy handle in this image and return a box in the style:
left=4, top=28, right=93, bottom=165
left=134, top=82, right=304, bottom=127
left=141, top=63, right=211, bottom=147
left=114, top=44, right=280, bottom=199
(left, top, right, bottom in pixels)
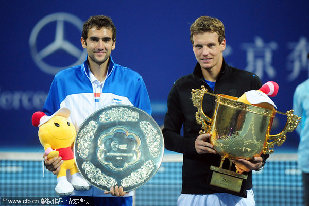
left=191, top=85, right=213, bottom=133
left=263, top=110, right=301, bottom=154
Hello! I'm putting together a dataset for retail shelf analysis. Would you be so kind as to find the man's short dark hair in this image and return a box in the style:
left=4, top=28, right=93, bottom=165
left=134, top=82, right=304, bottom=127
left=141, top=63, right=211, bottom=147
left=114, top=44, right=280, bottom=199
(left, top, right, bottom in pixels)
left=82, top=15, right=116, bottom=41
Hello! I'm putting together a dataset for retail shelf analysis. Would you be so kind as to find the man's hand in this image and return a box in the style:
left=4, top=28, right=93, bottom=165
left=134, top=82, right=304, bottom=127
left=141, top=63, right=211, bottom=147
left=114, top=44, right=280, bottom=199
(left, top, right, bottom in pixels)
left=195, top=133, right=217, bottom=154
left=234, top=156, right=264, bottom=172
left=104, top=186, right=127, bottom=196
left=43, top=153, right=63, bottom=175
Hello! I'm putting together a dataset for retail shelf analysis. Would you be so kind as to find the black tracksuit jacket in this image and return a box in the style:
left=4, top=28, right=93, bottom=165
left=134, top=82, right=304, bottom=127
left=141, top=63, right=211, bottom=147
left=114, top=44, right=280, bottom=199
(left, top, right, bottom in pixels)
left=163, top=59, right=266, bottom=197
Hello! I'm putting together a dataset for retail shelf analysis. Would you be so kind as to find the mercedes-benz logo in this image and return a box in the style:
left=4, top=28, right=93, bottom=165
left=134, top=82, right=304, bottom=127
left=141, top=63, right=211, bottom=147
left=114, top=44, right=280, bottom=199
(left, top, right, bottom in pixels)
left=29, top=12, right=87, bottom=75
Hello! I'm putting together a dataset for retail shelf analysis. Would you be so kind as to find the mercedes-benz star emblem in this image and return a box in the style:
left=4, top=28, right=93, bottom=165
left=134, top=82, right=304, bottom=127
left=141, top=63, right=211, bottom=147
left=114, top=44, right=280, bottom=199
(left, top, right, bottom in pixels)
left=29, top=12, right=87, bottom=75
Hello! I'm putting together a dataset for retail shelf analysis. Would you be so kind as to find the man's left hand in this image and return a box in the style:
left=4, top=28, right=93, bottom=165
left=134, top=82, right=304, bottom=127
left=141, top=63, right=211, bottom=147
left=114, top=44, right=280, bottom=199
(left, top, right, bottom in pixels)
left=233, top=156, right=264, bottom=172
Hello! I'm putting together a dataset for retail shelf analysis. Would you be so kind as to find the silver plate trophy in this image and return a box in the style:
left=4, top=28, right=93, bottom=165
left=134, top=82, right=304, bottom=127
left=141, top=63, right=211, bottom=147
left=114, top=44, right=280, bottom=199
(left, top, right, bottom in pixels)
left=74, top=105, right=164, bottom=192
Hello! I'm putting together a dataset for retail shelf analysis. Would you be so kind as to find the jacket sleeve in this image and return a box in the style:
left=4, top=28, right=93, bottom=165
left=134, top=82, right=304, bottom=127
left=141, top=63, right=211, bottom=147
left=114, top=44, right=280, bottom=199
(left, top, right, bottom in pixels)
left=250, top=73, right=263, bottom=90
left=42, top=78, right=61, bottom=116
left=133, top=77, right=152, bottom=116
left=293, top=85, right=303, bottom=135
left=162, top=83, right=197, bottom=155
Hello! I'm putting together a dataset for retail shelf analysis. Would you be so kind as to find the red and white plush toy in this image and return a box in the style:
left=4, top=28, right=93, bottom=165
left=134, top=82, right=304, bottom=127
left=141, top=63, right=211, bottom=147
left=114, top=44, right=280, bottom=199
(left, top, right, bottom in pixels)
left=237, top=81, right=279, bottom=109
left=32, top=108, right=90, bottom=196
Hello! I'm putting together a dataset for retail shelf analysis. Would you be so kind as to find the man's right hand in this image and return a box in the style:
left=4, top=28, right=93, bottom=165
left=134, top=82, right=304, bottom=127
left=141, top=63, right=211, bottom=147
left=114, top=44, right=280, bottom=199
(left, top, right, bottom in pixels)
left=104, top=185, right=127, bottom=196
left=43, top=153, right=63, bottom=175
left=195, top=133, right=217, bottom=154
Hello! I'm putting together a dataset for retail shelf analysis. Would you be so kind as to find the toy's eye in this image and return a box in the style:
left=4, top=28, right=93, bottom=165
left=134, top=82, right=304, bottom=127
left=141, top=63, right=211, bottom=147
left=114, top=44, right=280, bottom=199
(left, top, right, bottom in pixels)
left=67, top=122, right=70, bottom=126
left=54, top=123, right=60, bottom=127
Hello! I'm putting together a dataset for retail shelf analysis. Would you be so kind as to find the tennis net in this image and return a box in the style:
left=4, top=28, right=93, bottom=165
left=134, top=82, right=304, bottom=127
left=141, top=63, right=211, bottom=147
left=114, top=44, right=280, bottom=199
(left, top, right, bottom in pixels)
left=0, top=152, right=303, bottom=206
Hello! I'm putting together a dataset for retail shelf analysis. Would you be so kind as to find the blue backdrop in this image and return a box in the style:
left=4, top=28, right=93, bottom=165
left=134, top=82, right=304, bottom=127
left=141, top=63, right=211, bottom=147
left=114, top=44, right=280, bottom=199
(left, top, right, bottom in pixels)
left=1, top=0, right=308, bottom=152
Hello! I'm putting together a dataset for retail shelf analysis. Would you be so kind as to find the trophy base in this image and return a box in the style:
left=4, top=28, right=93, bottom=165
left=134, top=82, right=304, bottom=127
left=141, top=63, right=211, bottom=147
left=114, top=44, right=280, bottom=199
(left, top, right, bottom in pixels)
left=210, top=166, right=248, bottom=193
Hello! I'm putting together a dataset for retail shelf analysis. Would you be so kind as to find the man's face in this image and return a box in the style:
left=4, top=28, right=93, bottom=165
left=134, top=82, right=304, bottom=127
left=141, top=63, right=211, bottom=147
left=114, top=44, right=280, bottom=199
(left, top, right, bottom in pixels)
left=81, top=27, right=115, bottom=66
left=192, top=32, right=226, bottom=71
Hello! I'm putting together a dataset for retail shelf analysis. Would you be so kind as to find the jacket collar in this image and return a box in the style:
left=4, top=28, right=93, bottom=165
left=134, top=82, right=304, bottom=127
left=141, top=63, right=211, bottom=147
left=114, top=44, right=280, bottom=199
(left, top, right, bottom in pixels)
left=83, top=56, right=115, bottom=79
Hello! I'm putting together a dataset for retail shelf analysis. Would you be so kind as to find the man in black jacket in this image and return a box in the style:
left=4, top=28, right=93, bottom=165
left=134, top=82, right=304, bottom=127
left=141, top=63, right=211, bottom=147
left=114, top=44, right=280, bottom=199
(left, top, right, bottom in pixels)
left=163, top=16, right=266, bottom=206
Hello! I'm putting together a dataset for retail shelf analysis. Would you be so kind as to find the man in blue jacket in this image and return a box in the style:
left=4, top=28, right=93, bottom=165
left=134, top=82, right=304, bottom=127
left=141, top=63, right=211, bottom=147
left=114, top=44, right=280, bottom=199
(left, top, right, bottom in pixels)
left=43, top=15, right=151, bottom=206
left=293, top=78, right=309, bottom=206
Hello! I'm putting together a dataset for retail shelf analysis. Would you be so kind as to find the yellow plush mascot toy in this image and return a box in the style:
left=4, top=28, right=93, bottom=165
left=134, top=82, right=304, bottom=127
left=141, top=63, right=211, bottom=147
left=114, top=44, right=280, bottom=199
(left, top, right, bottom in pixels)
left=32, top=107, right=90, bottom=196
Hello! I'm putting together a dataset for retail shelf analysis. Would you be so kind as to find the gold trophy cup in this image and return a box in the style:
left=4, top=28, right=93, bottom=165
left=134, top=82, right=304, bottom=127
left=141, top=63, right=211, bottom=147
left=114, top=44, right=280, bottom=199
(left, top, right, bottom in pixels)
left=191, top=85, right=300, bottom=194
